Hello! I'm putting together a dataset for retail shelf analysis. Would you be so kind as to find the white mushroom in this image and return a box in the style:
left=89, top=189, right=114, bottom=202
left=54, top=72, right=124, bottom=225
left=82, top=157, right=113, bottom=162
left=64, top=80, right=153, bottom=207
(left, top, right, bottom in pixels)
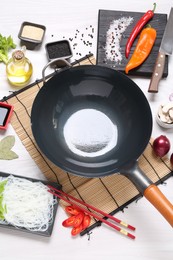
left=158, top=103, right=173, bottom=124
left=162, top=102, right=173, bottom=114
left=158, top=106, right=169, bottom=122
left=169, top=108, right=173, bottom=120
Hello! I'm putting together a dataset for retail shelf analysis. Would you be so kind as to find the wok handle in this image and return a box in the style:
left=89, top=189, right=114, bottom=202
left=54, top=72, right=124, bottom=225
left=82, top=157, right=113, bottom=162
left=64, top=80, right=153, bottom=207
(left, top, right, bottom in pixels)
left=144, top=184, right=173, bottom=227
left=121, top=161, right=173, bottom=227
left=42, top=58, right=72, bottom=84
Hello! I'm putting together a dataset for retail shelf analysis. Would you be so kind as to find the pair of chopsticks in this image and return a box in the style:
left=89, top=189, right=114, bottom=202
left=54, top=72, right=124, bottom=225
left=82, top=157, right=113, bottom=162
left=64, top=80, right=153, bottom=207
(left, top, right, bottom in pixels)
left=48, top=185, right=135, bottom=239
left=48, top=185, right=136, bottom=239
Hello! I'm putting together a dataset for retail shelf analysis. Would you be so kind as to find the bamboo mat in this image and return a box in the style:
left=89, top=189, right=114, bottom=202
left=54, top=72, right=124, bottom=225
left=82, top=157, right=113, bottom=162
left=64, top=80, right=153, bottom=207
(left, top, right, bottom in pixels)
left=1, top=54, right=173, bottom=235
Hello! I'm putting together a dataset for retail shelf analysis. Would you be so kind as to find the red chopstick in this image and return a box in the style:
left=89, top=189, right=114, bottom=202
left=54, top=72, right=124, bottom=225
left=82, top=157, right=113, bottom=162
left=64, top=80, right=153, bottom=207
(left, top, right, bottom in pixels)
left=48, top=185, right=135, bottom=231
left=48, top=185, right=136, bottom=239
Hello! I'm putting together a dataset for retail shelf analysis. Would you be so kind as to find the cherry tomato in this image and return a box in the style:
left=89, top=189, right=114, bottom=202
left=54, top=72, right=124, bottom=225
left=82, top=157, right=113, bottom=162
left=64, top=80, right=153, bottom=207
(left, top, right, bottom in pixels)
left=65, top=205, right=81, bottom=216
left=82, top=214, right=91, bottom=230
left=62, top=215, right=76, bottom=227
left=73, top=212, right=85, bottom=228
left=71, top=224, right=83, bottom=236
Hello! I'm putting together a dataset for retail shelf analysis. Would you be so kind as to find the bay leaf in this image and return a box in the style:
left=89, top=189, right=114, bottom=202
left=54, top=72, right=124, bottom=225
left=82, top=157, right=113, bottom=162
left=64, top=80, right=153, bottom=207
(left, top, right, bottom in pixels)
left=0, top=135, right=18, bottom=160
left=0, top=135, right=15, bottom=151
left=0, top=150, right=18, bottom=160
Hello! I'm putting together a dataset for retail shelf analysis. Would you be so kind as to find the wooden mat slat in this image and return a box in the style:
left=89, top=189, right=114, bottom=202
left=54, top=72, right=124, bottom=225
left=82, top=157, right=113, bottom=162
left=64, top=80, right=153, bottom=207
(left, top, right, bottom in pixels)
left=2, top=54, right=173, bottom=235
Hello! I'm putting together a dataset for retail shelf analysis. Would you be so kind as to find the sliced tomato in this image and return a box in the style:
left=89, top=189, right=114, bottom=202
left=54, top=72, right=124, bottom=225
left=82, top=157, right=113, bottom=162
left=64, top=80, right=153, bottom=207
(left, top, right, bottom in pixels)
left=71, top=224, right=83, bottom=236
left=65, top=205, right=81, bottom=216
left=73, top=212, right=85, bottom=228
left=62, top=215, right=76, bottom=227
left=82, top=214, right=91, bottom=230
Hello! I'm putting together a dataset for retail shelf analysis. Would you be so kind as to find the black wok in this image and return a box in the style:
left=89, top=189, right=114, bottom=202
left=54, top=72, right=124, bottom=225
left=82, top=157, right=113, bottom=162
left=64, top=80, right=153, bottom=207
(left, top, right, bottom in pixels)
left=31, top=64, right=173, bottom=227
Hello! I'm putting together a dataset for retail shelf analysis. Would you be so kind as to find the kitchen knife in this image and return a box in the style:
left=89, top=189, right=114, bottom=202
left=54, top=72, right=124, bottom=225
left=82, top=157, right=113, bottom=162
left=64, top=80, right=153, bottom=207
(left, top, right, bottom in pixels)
left=148, top=7, right=173, bottom=93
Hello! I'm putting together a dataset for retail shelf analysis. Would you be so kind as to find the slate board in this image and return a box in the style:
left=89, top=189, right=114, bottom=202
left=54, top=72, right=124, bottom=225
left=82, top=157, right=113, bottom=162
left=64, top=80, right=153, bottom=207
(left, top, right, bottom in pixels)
left=0, top=172, right=62, bottom=237
left=96, top=9, right=168, bottom=77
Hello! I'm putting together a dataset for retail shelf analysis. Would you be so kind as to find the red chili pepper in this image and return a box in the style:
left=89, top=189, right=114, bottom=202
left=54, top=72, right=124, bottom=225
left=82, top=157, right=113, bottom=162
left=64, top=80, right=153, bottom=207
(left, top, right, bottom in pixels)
left=73, top=212, right=85, bottom=228
left=62, top=215, right=76, bottom=227
left=65, top=205, right=81, bottom=216
left=125, top=3, right=156, bottom=58
left=62, top=206, right=91, bottom=236
left=82, top=214, right=91, bottom=230
left=71, top=224, right=83, bottom=236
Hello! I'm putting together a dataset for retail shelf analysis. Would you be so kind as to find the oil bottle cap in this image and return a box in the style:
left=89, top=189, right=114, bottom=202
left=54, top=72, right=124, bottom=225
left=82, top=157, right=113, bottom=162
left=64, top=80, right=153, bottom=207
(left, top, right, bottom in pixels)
left=12, top=50, right=24, bottom=60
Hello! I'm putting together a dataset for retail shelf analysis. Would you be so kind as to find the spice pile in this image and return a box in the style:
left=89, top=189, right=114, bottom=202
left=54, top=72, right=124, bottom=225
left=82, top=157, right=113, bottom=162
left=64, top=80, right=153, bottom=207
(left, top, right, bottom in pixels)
left=104, top=17, right=133, bottom=63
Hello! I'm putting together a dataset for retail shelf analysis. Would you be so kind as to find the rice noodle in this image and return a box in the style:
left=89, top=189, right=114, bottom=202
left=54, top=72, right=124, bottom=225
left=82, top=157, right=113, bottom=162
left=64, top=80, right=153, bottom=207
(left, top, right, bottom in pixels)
left=1, top=175, right=57, bottom=232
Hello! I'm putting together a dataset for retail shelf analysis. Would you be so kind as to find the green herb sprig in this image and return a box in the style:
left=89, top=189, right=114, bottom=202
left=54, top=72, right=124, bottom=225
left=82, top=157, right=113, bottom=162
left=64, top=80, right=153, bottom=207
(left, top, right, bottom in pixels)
left=0, top=34, right=16, bottom=64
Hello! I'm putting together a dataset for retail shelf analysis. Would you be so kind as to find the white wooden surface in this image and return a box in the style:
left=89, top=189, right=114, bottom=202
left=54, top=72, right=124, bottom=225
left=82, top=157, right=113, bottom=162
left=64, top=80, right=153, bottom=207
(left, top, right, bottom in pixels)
left=0, top=0, right=173, bottom=259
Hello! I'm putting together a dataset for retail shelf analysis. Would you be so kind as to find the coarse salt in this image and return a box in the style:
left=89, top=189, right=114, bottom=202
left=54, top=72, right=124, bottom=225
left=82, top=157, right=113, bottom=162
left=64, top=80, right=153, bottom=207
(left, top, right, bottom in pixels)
left=105, top=17, right=133, bottom=63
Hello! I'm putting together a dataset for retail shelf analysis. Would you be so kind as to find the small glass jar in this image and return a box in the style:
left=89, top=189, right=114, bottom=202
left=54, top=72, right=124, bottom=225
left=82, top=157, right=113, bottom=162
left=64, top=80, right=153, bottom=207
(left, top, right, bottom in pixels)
left=6, top=46, right=33, bottom=87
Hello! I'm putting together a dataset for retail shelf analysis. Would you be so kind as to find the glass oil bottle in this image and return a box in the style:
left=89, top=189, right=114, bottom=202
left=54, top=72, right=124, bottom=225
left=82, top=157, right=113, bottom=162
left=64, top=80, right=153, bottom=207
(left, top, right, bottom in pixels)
left=6, top=46, right=33, bottom=87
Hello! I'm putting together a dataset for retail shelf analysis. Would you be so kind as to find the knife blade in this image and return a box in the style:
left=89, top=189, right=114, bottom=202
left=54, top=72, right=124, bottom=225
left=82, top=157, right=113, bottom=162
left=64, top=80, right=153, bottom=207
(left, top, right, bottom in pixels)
left=148, top=7, right=173, bottom=93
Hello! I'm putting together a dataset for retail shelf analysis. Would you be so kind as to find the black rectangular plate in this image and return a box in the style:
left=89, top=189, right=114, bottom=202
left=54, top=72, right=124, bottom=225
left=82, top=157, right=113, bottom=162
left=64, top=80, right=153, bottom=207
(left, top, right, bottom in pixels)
left=0, top=171, right=62, bottom=237
left=97, top=9, right=168, bottom=77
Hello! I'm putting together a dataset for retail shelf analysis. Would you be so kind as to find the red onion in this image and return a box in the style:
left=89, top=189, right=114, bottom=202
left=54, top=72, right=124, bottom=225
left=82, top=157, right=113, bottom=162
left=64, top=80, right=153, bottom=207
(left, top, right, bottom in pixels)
left=170, top=153, right=173, bottom=166
left=153, top=135, right=170, bottom=157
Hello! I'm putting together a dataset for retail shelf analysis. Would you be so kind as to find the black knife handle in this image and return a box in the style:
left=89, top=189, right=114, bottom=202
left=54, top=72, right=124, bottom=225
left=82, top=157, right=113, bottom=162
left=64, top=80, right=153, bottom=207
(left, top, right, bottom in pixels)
left=148, top=51, right=166, bottom=93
